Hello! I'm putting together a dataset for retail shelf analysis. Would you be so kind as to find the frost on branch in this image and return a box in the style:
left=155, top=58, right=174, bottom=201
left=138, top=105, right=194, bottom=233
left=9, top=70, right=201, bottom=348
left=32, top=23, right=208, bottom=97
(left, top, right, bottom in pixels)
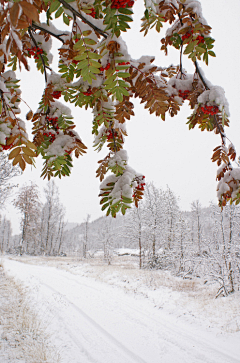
left=0, top=0, right=239, bottom=215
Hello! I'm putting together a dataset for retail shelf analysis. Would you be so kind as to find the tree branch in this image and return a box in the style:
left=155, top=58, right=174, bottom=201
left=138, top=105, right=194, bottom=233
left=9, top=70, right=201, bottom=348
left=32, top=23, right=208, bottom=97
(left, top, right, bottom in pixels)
left=58, top=0, right=108, bottom=39
left=194, top=60, right=210, bottom=90
left=194, top=60, right=226, bottom=144
left=28, top=28, right=50, bottom=83
left=31, top=23, right=67, bottom=44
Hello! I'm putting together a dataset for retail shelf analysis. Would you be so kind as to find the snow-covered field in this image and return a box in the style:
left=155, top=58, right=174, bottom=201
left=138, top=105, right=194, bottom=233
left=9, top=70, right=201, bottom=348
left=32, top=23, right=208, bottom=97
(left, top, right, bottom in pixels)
left=1, top=255, right=240, bottom=363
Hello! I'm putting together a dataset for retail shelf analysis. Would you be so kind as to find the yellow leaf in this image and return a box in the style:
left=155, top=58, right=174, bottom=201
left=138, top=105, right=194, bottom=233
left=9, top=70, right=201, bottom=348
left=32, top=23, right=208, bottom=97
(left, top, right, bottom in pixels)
left=26, top=141, right=37, bottom=150
left=22, top=147, right=36, bottom=157
left=20, top=1, right=39, bottom=23
left=6, top=135, right=17, bottom=145
left=10, top=3, right=20, bottom=27
left=12, top=154, right=22, bottom=166
left=22, top=153, right=32, bottom=165
left=26, top=110, right=33, bottom=120
left=8, top=147, right=21, bottom=160
left=19, top=157, right=26, bottom=171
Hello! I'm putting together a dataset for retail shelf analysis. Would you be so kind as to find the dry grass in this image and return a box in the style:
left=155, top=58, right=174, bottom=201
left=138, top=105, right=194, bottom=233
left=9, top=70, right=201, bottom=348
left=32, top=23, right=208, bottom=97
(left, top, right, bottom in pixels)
left=0, top=260, right=61, bottom=363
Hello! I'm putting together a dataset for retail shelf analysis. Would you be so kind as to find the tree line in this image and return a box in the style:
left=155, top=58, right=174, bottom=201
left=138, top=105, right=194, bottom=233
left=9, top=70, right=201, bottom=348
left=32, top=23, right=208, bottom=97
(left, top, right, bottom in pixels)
left=1, top=180, right=239, bottom=297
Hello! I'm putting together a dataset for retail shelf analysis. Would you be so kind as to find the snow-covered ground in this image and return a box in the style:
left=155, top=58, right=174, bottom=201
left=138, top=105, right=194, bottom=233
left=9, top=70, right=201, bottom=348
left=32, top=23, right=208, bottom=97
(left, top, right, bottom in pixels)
left=1, top=256, right=240, bottom=363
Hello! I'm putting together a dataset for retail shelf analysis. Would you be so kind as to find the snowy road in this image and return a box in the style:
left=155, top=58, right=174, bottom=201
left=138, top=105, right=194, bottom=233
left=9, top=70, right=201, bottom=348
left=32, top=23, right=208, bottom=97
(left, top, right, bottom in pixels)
left=3, top=259, right=240, bottom=363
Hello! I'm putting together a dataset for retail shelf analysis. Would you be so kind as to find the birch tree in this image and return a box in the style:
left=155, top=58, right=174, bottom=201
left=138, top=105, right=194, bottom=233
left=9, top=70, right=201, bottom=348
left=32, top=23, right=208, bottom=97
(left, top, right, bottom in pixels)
left=13, top=182, right=41, bottom=254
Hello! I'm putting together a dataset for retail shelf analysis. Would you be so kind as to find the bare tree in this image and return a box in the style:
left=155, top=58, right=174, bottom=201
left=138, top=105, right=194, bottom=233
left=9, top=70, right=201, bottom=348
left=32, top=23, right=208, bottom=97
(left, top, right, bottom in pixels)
left=41, top=181, right=65, bottom=255
left=13, top=183, right=41, bottom=254
left=83, top=214, right=91, bottom=258
left=126, top=205, right=144, bottom=268
left=0, top=216, right=12, bottom=254
left=0, top=153, right=21, bottom=208
left=191, top=200, right=202, bottom=255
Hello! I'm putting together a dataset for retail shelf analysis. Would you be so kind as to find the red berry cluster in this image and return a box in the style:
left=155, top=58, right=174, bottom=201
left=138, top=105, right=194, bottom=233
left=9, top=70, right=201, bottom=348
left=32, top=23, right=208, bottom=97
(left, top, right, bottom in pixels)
left=118, top=61, right=130, bottom=65
left=43, top=131, right=56, bottom=142
left=52, top=91, right=62, bottom=99
left=111, top=0, right=134, bottom=9
left=182, top=30, right=193, bottom=41
left=107, top=130, right=118, bottom=141
left=27, top=47, right=43, bottom=59
left=89, top=7, right=96, bottom=17
left=196, top=35, right=204, bottom=44
left=1, top=137, right=13, bottom=150
left=100, top=63, right=111, bottom=72
left=178, top=89, right=190, bottom=100
left=201, top=105, right=219, bottom=115
left=1, top=143, right=12, bottom=150
left=46, top=116, right=60, bottom=132
left=83, top=88, right=93, bottom=96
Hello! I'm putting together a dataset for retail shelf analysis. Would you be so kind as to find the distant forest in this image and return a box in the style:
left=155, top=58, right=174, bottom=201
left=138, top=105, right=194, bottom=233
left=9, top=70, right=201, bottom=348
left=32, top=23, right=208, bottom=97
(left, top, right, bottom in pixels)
left=1, top=181, right=240, bottom=298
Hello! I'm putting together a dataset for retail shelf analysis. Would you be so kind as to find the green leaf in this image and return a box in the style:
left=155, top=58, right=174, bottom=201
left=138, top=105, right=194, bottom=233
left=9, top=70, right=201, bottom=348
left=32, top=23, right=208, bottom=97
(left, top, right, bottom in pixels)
left=104, top=81, right=118, bottom=90
left=84, top=38, right=97, bottom=45
left=121, top=205, right=126, bottom=215
left=118, top=15, right=133, bottom=22
left=122, top=196, right=132, bottom=203
left=102, top=203, right=110, bottom=211
left=208, top=51, right=216, bottom=57
left=89, top=60, right=101, bottom=68
left=55, top=6, right=63, bottom=18
left=63, top=13, right=70, bottom=25
left=184, top=41, right=195, bottom=54
left=89, top=66, right=100, bottom=74
left=100, top=197, right=109, bottom=204
left=74, top=53, right=87, bottom=61
left=144, top=9, right=149, bottom=19
left=49, top=0, right=60, bottom=13
left=115, top=88, right=123, bottom=102
left=195, top=46, right=206, bottom=54
left=117, top=72, right=130, bottom=78
left=118, top=86, right=129, bottom=96
left=118, top=80, right=130, bottom=87
left=77, top=60, right=89, bottom=69
left=73, top=40, right=84, bottom=49
left=88, top=53, right=101, bottom=59
left=203, top=52, right=209, bottom=65
left=118, top=7, right=133, bottom=15
left=118, top=21, right=130, bottom=30
left=156, top=20, right=163, bottom=33
left=104, top=74, right=117, bottom=84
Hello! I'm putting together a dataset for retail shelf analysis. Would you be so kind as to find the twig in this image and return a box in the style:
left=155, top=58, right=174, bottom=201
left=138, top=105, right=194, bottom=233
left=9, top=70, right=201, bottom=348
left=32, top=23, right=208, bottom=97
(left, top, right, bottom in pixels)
left=31, top=23, right=67, bottom=44
left=28, top=28, right=49, bottom=83
left=58, top=0, right=108, bottom=39
left=110, top=121, right=118, bottom=153
left=179, top=44, right=183, bottom=78
left=194, top=60, right=210, bottom=90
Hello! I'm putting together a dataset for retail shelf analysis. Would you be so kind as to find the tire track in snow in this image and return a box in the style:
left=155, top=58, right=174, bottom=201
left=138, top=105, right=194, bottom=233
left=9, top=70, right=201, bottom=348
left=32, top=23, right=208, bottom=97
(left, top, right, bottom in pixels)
left=4, top=259, right=240, bottom=363
left=44, top=268, right=240, bottom=363
left=42, top=282, right=148, bottom=363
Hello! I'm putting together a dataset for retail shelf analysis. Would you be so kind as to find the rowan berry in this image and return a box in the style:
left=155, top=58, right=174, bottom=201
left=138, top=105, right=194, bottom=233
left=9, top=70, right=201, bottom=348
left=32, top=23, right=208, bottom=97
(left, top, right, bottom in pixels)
left=178, top=89, right=190, bottom=100
left=52, top=91, right=62, bottom=99
left=89, top=7, right=96, bottom=18
left=201, top=104, right=219, bottom=115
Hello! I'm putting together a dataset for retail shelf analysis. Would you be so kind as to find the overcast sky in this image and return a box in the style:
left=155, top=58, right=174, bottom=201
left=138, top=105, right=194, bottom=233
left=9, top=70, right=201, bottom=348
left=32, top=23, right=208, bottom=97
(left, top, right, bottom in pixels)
left=4, top=0, right=240, bottom=234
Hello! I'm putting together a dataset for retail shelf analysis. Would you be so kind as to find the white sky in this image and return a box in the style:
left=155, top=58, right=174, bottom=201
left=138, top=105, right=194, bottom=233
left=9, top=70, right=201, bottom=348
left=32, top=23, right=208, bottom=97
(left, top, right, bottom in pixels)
left=3, top=0, right=240, bottom=234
